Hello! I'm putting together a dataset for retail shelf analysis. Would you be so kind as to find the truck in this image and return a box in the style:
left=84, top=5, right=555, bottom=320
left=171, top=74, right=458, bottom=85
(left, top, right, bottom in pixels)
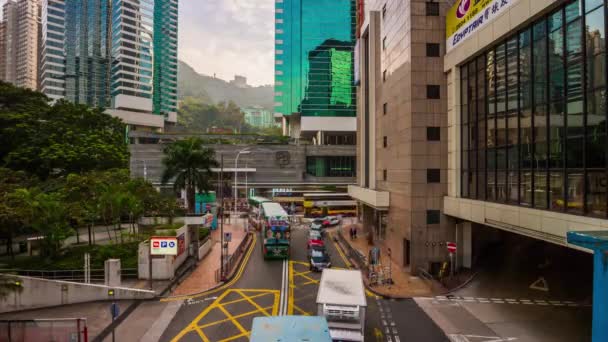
left=316, top=269, right=367, bottom=341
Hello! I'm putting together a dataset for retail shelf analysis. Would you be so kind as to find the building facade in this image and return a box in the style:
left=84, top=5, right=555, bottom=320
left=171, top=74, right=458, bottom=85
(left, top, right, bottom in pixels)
left=349, top=0, right=452, bottom=274
left=274, top=0, right=357, bottom=144
left=444, top=0, right=608, bottom=268
left=243, top=106, right=276, bottom=129
left=0, top=0, right=40, bottom=90
left=39, top=0, right=178, bottom=130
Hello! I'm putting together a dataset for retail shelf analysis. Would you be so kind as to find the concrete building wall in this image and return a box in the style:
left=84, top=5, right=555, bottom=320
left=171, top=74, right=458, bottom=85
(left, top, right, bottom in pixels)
left=352, top=0, right=454, bottom=273
left=0, top=275, right=154, bottom=313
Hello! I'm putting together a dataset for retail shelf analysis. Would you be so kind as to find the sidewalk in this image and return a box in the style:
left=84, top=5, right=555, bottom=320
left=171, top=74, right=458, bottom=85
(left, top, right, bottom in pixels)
left=337, top=220, right=433, bottom=298
left=171, top=218, right=246, bottom=296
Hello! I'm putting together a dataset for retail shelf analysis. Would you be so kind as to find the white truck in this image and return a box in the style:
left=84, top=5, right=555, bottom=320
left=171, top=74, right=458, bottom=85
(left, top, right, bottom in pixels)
left=317, top=269, right=367, bottom=341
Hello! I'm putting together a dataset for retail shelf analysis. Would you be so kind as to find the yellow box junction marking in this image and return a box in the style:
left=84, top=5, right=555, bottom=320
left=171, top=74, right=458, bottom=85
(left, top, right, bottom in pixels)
left=171, top=288, right=279, bottom=342
left=161, top=234, right=258, bottom=303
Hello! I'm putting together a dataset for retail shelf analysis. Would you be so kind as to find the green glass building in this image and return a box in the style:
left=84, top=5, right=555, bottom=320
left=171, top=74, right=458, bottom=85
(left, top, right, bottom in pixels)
left=153, top=0, right=179, bottom=117
left=275, top=0, right=356, bottom=137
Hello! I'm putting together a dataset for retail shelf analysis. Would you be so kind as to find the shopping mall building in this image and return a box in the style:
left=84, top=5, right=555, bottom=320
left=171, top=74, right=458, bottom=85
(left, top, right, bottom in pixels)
left=352, top=0, right=608, bottom=275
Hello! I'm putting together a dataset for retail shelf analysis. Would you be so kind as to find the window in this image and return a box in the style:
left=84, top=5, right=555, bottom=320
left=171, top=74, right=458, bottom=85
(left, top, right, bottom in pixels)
left=427, top=127, right=440, bottom=141
left=427, top=169, right=440, bottom=183
left=383, top=70, right=387, bottom=82
left=382, top=3, right=386, bottom=19
left=383, top=37, right=387, bottom=50
left=427, top=85, right=440, bottom=99
left=426, top=2, right=439, bottom=16
left=383, top=103, right=387, bottom=115
left=383, top=169, right=387, bottom=181
left=306, top=156, right=356, bottom=177
left=426, top=43, right=440, bottom=57
left=426, top=210, right=440, bottom=224
left=383, top=136, right=388, bottom=148
left=459, top=0, right=608, bottom=218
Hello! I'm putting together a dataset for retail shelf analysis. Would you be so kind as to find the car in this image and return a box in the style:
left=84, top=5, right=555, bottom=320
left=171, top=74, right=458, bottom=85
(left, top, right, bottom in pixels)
left=324, top=216, right=341, bottom=226
left=307, top=230, right=324, bottom=249
left=310, top=221, right=325, bottom=237
left=308, top=246, right=331, bottom=271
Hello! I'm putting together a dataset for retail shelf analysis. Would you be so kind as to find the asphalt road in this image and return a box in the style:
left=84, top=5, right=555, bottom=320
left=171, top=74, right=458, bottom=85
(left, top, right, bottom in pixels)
left=159, top=222, right=448, bottom=342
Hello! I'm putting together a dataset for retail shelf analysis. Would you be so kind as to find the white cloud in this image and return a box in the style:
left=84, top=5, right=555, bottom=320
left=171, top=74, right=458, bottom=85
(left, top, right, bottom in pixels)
left=178, top=0, right=275, bottom=86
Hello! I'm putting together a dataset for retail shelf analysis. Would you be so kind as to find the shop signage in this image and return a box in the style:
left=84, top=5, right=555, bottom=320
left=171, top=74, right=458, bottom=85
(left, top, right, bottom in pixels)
left=150, top=237, right=178, bottom=256
left=446, top=0, right=520, bottom=52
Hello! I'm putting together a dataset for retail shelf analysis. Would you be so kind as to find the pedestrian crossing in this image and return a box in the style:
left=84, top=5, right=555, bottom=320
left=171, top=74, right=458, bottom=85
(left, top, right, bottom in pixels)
left=433, top=295, right=591, bottom=307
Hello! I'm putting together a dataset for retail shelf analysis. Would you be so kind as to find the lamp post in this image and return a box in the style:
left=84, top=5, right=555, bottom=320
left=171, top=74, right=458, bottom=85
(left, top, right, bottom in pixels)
left=233, top=149, right=251, bottom=217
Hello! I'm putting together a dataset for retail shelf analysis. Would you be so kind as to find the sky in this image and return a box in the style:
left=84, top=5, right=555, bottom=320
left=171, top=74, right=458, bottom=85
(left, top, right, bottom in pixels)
left=0, top=0, right=275, bottom=86
left=178, top=0, right=275, bottom=86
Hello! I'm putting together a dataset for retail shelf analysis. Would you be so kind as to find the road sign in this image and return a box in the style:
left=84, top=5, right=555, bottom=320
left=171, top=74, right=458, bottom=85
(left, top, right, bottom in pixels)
left=529, top=277, right=549, bottom=292
left=150, top=236, right=178, bottom=256
left=224, top=232, right=232, bottom=243
left=447, top=242, right=457, bottom=254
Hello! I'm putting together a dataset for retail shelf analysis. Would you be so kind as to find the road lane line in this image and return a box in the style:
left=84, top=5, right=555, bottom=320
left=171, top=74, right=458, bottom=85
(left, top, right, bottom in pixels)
left=162, top=233, right=257, bottom=302
left=278, top=259, right=286, bottom=316
left=216, top=303, right=248, bottom=335
left=193, top=326, right=210, bottom=342
left=235, top=289, right=273, bottom=317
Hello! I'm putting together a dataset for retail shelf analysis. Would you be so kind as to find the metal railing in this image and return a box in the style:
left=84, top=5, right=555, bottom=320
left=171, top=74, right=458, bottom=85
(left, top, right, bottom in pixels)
left=335, top=229, right=367, bottom=268
left=215, top=232, right=252, bottom=282
left=0, top=268, right=138, bottom=283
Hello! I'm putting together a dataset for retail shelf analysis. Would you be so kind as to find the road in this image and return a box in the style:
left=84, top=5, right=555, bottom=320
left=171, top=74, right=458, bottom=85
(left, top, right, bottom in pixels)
left=158, top=222, right=447, bottom=342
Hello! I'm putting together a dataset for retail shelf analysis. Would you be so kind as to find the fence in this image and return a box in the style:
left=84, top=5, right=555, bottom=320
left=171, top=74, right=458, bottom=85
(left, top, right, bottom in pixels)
left=335, top=229, right=367, bottom=269
left=0, top=318, right=87, bottom=342
left=215, top=232, right=252, bottom=282
left=0, top=268, right=138, bottom=283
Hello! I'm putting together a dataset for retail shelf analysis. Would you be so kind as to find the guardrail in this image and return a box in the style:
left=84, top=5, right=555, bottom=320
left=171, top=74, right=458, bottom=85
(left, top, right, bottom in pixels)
left=0, top=268, right=138, bottom=283
left=335, top=229, right=367, bottom=268
left=215, top=232, right=253, bottom=282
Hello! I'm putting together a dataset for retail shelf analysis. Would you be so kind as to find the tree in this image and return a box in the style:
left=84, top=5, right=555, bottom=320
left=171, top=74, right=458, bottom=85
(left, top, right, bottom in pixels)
left=0, top=168, right=35, bottom=259
left=0, top=82, right=129, bottom=179
left=161, top=138, right=218, bottom=213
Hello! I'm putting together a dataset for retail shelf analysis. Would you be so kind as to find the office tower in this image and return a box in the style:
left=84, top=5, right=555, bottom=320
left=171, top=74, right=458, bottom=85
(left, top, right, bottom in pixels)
left=0, top=0, right=40, bottom=90
left=274, top=0, right=357, bottom=144
left=351, top=0, right=450, bottom=273
left=40, top=0, right=178, bottom=130
left=152, top=0, right=178, bottom=121
left=0, top=22, right=6, bottom=81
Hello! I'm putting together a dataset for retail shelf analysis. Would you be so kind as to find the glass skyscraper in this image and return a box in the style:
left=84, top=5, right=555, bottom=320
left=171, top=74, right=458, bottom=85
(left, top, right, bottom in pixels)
left=40, top=0, right=178, bottom=128
left=275, top=0, right=357, bottom=138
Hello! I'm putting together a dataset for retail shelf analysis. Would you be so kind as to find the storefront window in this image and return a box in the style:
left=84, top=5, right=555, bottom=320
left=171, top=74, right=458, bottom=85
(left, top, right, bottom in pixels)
left=460, top=0, right=608, bottom=218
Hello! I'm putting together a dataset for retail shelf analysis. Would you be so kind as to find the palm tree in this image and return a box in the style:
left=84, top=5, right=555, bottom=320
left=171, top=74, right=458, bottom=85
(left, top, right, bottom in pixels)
left=161, top=138, right=218, bottom=214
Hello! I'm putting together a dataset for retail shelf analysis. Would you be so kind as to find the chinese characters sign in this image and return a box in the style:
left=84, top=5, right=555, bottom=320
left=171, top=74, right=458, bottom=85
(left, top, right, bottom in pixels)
left=150, top=237, right=178, bottom=256
left=446, top=0, right=519, bottom=52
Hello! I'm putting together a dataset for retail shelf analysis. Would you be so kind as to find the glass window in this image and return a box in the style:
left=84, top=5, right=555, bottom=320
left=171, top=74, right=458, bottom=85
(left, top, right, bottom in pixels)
left=567, top=171, right=585, bottom=213
left=427, top=169, right=440, bottom=183
left=521, top=170, right=533, bottom=206
left=426, top=210, right=441, bottom=224
left=550, top=172, right=565, bottom=210
left=535, top=172, right=548, bottom=208
left=587, top=171, right=607, bottom=216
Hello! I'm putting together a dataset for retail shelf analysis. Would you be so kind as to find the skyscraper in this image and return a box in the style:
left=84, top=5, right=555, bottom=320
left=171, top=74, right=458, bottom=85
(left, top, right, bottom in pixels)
left=40, top=0, right=178, bottom=130
left=274, top=0, right=357, bottom=143
left=0, top=0, right=40, bottom=90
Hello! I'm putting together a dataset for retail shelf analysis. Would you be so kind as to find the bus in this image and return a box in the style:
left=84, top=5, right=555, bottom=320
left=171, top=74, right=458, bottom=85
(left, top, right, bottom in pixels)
left=260, top=202, right=291, bottom=259
left=248, top=196, right=271, bottom=231
left=303, top=193, right=357, bottom=218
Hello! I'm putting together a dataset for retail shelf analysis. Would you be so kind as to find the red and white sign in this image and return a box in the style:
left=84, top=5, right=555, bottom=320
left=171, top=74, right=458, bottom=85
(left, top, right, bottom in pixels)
left=447, top=242, right=457, bottom=254
left=150, top=236, right=178, bottom=256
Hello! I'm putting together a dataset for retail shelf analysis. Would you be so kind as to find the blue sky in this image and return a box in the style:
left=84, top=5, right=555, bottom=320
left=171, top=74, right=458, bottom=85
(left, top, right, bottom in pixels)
left=0, top=0, right=275, bottom=86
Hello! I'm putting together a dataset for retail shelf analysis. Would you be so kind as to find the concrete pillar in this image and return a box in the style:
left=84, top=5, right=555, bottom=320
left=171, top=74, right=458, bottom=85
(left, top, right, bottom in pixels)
left=105, top=259, right=121, bottom=287
left=462, top=222, right=472, bottom=268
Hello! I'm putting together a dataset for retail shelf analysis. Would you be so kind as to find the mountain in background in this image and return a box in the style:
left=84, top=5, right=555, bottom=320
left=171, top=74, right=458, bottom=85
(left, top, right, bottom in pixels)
left=178, top=60, right=274, bottom=111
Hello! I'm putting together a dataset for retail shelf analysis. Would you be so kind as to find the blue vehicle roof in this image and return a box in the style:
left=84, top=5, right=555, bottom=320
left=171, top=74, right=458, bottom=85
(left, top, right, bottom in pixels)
left=250, top=316, right=332, bottom=342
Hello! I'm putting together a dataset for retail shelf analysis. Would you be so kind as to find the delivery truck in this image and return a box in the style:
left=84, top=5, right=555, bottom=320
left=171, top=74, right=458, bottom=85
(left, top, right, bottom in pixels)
left=316, top=269, right=367, bottom=341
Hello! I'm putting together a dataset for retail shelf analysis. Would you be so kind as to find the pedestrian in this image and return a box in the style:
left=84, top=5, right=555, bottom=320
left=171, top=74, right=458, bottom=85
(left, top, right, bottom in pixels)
left=353, top=226, right=358, bottom=240
left=349, top=226, right=354, bottom=240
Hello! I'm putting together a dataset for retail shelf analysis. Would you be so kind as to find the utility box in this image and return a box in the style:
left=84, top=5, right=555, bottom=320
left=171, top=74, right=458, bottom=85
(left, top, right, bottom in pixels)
left=105, top=259, right=121, bottom=287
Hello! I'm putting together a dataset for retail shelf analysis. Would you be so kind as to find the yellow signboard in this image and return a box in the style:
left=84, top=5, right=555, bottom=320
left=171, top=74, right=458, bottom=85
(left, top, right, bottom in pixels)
left=446, top=0, right=519, bottom=52
left=446, top=0, right=493, bottom=38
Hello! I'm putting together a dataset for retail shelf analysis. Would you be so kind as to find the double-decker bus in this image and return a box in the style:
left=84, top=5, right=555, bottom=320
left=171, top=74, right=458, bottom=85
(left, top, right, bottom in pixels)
left=248, top=196, right=271, bottom=231
left=303, top=193, right=357, bottom=218
left=260, top=202, right=291, bottom=259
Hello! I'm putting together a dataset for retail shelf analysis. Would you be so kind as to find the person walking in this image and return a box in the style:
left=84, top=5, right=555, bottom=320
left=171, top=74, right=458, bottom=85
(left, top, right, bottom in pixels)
left=353, top=226, right=358, bottom=240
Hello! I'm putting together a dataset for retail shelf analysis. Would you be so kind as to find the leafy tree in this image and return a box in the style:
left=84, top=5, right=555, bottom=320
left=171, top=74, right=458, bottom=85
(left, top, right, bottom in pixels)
left=0, top=82, right=128, bottom=179
left=0, top=168, right=36, bottom=259
left=161, top=138, right=218, bottom=213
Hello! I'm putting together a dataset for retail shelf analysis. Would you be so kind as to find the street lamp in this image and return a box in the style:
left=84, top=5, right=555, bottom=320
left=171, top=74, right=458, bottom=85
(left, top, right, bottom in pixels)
left=234, top=149, right=251, bottom=217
